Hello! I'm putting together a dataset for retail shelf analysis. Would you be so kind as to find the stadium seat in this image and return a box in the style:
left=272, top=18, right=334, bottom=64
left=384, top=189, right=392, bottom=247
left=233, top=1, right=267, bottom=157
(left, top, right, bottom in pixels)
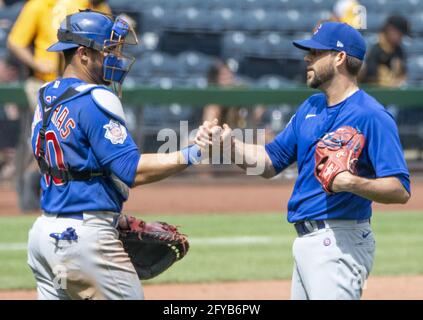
left=269, top=11, right=303, bottom=33
left=235, top=9, right=270, bottom=32
left=0, top=2, right=24, bottom=50
left=205, top=0, right=229, bottom=10
left=238, top=56, right=288, bottom=79
left=108, top=0, right=136, bottom=11
left=242, top=35, right=269, bottom=57
left=142, top=100, right=202, bottom=131
left=0, top=2, right=23, bottom=33
left=118, top=0, right=184, bottom=11
left=263, top=33, right=296, bottom=58
left=403, top=37, right=423, bottom=56
left=0, top=29, right=7, bottom=49
left=179, top=76, right=208, bottom=88
left=161, top=0, right=193, bottom=10
left=257, top=0, right=288, bottom=10
left=159, top=31, right=222, bottom=56
left=361, top=0, right=414, bottom=15
left=138, top=32, right=160, bottom=52
left=221, top=31, right=248, bottom=59
left=208, top=8, right=237, bottom=31
left=407, top=55, right=423, bottom=84
left=266, top=10, right=326, bottom=33
left=141, top=100, right=203, bottom=153
left=220, top=12, right=246, bottom=31
left=163, top=8, right=213, bottom=31
left=176, top=51, right=214, bottom=77
left=365, top=13, right=388, bottom=32
left=131, top=52, right=179, bottom=78
left=410, top=12, right=423, bottom=34
left=238, top=33, right=294, bottom=59
left=255, top=74, right=299, bottom=89
left=140, top=6, right=169, bottom=32
left=244, top=0, right=266, bottom=10
left=282, top=0, right=334, bottom=11
left=300, top=11, right=331, bottom=32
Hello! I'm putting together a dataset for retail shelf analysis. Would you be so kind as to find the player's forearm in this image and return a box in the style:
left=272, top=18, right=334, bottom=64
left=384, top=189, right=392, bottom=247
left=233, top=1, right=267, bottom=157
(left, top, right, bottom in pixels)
left=7, top=41, right=37, bottom=70
left=133, top=152, right=187, bottom=186
left=337, top=175, right=410, bottom=204
left=232, top=138, right=276, bottom=178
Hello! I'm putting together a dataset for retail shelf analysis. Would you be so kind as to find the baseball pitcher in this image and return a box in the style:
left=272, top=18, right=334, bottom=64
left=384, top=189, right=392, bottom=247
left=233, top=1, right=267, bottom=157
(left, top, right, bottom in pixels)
left=196, top=22, right=411, bottom=300
left=28, top=10, right=202, bottom=300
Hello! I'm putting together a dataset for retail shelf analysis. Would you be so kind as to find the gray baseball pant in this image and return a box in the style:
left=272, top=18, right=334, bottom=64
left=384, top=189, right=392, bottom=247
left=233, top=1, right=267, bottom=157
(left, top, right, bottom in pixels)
left=291, top=219, right=375, bottom=300
left=27, top=212, right=144, bottom=300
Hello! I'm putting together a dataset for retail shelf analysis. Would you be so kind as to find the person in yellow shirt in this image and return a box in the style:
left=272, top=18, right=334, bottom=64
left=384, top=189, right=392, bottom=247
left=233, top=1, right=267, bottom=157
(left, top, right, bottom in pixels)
left=7, top=0, right=111, bottom=212
left=8, top=0, right=111, bottom=101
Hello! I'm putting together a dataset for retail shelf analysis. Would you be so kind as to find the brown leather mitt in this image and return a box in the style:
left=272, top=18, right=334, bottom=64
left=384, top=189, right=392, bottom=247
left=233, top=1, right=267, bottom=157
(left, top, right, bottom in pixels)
left=314, top=126, right=365, bottom=194
left=117, top=215, right=189, bottom=280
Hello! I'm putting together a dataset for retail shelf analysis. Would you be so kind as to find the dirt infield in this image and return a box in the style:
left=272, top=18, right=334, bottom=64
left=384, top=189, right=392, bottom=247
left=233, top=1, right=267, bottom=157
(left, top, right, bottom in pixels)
left=1, top=176, right=423, bottom=216
left=1, top=176, right=422, bottom=300
left=1, top=275, right=423, bottom=300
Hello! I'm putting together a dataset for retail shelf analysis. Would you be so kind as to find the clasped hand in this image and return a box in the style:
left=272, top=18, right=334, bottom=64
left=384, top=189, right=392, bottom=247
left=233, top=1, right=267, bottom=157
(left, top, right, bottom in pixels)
left=194, top=119, right=233, bottom=151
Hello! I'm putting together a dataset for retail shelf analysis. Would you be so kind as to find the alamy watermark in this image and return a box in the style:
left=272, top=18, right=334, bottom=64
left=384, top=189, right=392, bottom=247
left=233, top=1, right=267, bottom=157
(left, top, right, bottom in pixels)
left=53, top=264, right=68, bottom=290
left=353, top=5, right=367, bottom=30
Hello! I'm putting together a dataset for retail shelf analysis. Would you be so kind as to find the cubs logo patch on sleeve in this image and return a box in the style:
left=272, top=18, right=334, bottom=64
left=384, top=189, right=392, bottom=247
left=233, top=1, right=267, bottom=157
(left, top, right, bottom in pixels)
left=103, top=119, right=127, bottom=144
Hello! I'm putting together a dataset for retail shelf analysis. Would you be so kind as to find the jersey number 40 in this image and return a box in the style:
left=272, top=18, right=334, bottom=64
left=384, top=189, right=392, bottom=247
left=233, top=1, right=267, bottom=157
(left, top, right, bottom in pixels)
left=35, top=130, right=67, bottom=186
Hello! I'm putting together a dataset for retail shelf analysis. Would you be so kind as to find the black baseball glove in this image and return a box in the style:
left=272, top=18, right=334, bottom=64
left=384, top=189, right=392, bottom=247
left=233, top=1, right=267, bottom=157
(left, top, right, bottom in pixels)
left=117, top=215, right=189, bottom=280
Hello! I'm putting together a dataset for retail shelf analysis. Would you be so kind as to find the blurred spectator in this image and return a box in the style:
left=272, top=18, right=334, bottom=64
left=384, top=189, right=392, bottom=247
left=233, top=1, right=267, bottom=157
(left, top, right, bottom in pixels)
left=0, top=52, right=20, bottom=181
left=203, top=60, right=245, bottom=128
left=0, top=53, right=19, bottom=83
left=333, top=0, right=365, bottom=29
left=7, top=0, right=111, bottom=211
left=361, top=15, right=410, bottom=87
left=8, top=1, right=111, bottom=105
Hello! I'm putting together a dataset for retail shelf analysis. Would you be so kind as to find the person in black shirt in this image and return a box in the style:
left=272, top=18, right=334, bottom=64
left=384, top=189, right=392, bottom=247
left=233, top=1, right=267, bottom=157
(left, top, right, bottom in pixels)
left=361, top=15, right=410, bottom=87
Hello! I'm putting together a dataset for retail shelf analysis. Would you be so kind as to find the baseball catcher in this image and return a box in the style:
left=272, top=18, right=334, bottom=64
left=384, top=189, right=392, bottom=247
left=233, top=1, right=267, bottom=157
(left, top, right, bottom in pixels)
left=117, top=215, right=189, bottom=280
left=314, top=126, right=365, bottom=193
left=27, top=10, right=203, bottom=300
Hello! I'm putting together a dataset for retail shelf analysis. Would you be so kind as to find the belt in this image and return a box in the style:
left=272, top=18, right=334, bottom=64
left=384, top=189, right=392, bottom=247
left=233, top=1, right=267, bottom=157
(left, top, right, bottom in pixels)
left=55, top=213, right=83, bottom=220
left=294, top=220, right=326, bottom=236
left=294, top=219, right=370, bottom=237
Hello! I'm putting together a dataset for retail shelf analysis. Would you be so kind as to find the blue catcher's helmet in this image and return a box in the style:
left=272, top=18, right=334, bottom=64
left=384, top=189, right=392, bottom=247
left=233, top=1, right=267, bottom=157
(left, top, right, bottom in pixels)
left=48, top=10, right=138, bottom=96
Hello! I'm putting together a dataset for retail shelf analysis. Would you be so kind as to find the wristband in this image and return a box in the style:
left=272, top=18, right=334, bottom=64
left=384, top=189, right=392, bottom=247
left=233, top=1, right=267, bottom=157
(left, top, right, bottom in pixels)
left=181, top=144, right=202, bottom=166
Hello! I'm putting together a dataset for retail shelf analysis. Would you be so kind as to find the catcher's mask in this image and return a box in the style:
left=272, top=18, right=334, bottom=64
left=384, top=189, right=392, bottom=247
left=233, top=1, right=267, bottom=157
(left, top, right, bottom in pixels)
left=48, top=10, right=138, bottom=97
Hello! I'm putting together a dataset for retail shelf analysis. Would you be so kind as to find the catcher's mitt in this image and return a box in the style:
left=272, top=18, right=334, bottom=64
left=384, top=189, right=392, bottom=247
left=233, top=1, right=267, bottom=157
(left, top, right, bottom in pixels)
left=117, top=215, right=189, bottom=280
left=314, top=126, right=365, bottom=194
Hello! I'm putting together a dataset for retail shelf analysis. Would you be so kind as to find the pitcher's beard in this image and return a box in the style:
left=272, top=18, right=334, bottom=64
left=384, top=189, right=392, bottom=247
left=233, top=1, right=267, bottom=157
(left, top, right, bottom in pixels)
left=307, top=66, right=335, bottom=89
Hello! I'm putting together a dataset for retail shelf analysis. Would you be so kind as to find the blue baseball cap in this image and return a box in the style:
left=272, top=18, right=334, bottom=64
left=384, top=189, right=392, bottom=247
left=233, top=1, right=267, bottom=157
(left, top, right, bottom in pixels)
left=293, top=22, right=366, bottom=61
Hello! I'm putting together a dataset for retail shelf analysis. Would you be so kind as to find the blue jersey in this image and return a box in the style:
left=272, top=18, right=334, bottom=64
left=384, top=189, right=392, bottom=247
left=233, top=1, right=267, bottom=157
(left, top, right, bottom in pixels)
left=265, top=89, right=410, bottom=223
left=31, top=78, right=140, bottom=214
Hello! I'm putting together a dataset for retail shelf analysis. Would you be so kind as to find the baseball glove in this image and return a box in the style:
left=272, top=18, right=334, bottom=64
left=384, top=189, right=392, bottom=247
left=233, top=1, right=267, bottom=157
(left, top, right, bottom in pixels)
left=314, top=126, right=365, bottom=194
left=117, top=215, right=189, bottom=280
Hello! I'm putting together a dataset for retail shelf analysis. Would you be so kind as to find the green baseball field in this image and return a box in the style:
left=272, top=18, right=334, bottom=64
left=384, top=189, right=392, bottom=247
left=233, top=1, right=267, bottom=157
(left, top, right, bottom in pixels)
left=1, top=211, right=423, bottom=299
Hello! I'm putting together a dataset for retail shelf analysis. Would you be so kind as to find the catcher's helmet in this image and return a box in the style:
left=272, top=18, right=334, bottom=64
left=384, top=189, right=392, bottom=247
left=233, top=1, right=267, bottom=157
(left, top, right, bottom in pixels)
left=48, top=10, right=138, bottom=96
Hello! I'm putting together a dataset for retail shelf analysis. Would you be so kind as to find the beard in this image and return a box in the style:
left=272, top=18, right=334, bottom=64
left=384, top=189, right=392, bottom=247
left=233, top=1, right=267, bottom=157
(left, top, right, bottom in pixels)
left=307, top=64, right=335, bottom=89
